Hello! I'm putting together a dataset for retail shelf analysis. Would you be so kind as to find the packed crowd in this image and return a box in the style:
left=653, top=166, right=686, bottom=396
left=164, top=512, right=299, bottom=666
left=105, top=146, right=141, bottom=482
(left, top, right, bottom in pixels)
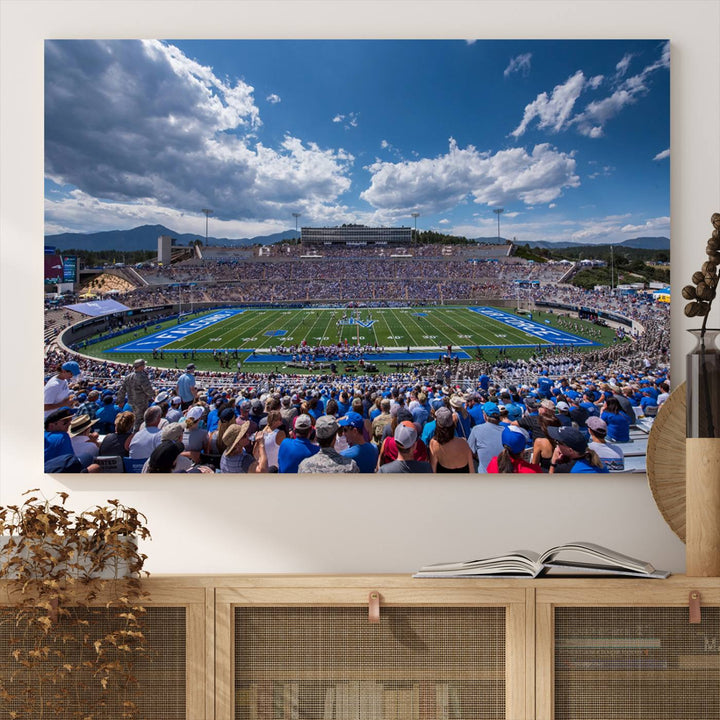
left=44, top=348, right=667, bottom=474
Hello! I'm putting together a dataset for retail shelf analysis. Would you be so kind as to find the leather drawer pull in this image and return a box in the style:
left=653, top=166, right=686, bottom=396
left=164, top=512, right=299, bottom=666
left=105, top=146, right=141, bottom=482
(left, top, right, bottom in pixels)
left=368, top=591, right=380, bottom=623
left=689, top=590, right=702, bottom=624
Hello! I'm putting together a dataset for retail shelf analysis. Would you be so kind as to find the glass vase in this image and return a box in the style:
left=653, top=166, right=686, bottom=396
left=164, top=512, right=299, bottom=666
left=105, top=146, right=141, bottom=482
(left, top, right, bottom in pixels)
left=686, top=328, right=720, bottom=438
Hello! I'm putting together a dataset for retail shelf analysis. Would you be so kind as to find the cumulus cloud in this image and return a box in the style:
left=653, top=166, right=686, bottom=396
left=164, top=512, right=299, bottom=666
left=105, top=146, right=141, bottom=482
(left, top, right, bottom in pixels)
left=653, top=148, right=670, bottom=161
left=266, top=93, right=281, bottom=104
left=511, top=42, right=669, bottom=139
left=511, top=71, right=586, bottom=138
left=360, top=139, right=579, bottom=217
left=44, top=39, right=354, bottom=228
left=504, top=53, right=532, bottom=78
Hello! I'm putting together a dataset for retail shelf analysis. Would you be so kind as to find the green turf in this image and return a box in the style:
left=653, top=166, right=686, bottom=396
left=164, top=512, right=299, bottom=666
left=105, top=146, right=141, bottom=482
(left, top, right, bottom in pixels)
left=77, top=306, right=625, bottom=374
left=164, top=306, right=553, bottom=351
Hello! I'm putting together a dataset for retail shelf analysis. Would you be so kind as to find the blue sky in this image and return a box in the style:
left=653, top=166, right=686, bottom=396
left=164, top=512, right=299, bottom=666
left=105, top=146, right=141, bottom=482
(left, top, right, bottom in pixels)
left=44, top=39, right=669, bottom=244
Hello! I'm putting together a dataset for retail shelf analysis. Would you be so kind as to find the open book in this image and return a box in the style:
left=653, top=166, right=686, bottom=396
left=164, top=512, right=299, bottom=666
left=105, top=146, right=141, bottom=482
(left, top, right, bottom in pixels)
left=414, top=541, right=670, bottom=579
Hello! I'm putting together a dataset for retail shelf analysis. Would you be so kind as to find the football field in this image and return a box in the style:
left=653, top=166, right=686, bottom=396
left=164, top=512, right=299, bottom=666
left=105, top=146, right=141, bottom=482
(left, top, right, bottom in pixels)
left=107, top=306, right=600, bottom=364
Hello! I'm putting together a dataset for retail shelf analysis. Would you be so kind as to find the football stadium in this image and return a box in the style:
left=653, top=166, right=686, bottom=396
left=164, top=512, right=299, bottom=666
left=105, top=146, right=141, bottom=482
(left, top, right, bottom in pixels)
left=44, top=230, right=670, bottom=475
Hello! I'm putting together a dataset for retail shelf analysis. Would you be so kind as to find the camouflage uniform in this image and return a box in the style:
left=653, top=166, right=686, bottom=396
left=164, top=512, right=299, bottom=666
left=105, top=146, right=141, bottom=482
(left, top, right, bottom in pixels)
left=298, top=447, right=359, bottom=473
left=117, top=369, right=155, bottom=431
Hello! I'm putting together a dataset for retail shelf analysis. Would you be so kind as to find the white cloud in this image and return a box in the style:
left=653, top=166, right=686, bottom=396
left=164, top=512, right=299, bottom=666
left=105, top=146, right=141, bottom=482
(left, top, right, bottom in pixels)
left=438, top=218, right=450, bottom=225
left=266, top=93, right=281, bottom=104
left=620, top=216, right=670, bottom=234
left=504, top=53, right=532, bottom=78
left=571, top=42, right=670, bottom=138
left=44, top=40, right=356, bottom=231
left=653, top=148, right=670, bottom=161
left=332, top=111, right=359, bottom=129
left=381, top=140, right=390, bottom=149
left=615, top=53, right=634, bottom=78
left=360, top=139, right=579, bottom=218
left=511, top=70, right=586, bottom=137
left=548, top=203, right=556, bottom=209
left=511, top=42, right=669, bottom=139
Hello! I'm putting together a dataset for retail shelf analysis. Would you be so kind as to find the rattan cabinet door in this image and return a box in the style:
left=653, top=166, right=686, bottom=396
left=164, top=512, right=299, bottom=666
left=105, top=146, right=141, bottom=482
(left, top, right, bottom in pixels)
left=536, top=581, right=720, bottom=720
left=216, top=579, right=529, bottom=720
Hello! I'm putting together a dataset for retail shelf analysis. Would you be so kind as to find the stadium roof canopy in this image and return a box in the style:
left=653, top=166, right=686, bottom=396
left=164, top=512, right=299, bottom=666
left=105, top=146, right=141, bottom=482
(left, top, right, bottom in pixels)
left=63, top=299, right=130, bottom=317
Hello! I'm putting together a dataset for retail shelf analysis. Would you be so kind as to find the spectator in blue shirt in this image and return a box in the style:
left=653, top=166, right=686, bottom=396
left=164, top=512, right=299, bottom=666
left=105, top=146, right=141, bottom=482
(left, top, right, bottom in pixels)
left=278, top=414, right=319, bottom=473
left=339, top=412, right=379, bottom=472
left=600, top=397, right=632, bottom=443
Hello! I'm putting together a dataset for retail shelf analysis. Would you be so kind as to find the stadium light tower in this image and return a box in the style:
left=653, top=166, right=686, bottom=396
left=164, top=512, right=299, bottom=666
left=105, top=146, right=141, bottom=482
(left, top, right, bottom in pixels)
left=411, top=212, right=420, bottom=244
left=292, top=212, right=301, bottom=243
left=493, top=208, right=504, bottom=242
left=201, top=209, right=213, bottom=247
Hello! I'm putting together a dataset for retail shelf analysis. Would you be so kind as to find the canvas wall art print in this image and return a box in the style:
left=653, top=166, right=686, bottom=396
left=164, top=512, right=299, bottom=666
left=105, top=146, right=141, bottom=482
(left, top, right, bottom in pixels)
left=43, top=39, right=670, bottom=475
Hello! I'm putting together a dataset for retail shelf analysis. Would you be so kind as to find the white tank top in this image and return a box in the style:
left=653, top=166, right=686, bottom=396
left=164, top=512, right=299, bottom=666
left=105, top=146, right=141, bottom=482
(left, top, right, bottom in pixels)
left=264, top=428, right=281, bottom=468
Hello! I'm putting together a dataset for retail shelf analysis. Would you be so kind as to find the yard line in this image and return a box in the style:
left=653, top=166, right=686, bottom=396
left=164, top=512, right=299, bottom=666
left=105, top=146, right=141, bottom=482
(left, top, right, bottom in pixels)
left=397, top=307, right=453, bottom=348
left=222, top=309, right=285, bottom=349
left=433, top=308, right=500, bottom=346
left=319, top=309, right=341, bottom=346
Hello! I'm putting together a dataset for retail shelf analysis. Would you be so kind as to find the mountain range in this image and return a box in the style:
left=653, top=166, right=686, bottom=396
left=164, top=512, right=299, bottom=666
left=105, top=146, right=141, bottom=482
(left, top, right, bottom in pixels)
left=44, top=224, right=670, bottom=252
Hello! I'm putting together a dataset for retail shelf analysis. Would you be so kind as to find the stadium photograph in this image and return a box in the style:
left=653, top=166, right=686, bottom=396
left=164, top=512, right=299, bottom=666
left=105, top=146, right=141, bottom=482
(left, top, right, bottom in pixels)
left=43, top=39, right=670, bottom=475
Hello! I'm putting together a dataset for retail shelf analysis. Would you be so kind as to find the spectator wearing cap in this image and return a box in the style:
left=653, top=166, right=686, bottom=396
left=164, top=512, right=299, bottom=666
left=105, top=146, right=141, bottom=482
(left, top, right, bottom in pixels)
left=600, top=397, right=631, bottom=443
left=517, top=397, right=544, bottom=442
left=278, top=414, right=319, bottom=473
left=486, top=426, right=540, bottom=474
left=586, top=417, right=625, bottom=471
left=95, top=393, right=120, bottom=435
left=75, top=390, right=100, bottom=421
left=547, top=426, right=608, bottom=474
left=377, top=422, right=433, bottom=474
left=165, top=396, right=183, bottom=423
left=377, top=413, right=429, bottom=468
left=128, top=406, right=164, bottom=459
left=338, top=412, right=379, bottom=473
left=449, top=394, right=473, bottom=440
left=554, top=401, right=573, bottom=428
left=98, top=411, right=135, bottom=458
left=280, top=395, right=299, bottom=427
left=176, top=363, right=198, bottom=410
left=44, top=407, right=75, bottom=463
left=467, top=402, right=505, bottom=473
left=182, top=405, right=208, bottom=462
left=428, top=407, right=474, bottom=473
left=44, top=360, right=81, bottom=418
left=69, top=414, right=101, bottom=467
left=117, top=359, right=155, bottom=431
left=298, top=416, right=359, bottom=473
left=580, top=390, right=601, bottom=418
left=466, top=393, right=485, bottom=427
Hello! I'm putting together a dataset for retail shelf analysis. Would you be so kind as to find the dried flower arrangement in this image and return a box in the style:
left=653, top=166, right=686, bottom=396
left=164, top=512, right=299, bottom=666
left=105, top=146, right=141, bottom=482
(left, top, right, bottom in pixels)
left=0, top=491, right=151, bottom=719
left=682, top=212, right=720, bottom=332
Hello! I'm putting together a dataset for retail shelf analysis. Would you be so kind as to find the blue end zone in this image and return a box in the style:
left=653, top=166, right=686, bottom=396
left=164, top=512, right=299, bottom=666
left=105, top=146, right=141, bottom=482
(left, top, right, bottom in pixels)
left=106, top=309, right=245, bottom=353
left=468, top=307, right=599, bottom=347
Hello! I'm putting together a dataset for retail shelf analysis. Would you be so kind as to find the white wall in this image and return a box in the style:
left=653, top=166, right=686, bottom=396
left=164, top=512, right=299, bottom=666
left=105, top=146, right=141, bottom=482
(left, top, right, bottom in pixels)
left=1, top=0, right=718, bottom=575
